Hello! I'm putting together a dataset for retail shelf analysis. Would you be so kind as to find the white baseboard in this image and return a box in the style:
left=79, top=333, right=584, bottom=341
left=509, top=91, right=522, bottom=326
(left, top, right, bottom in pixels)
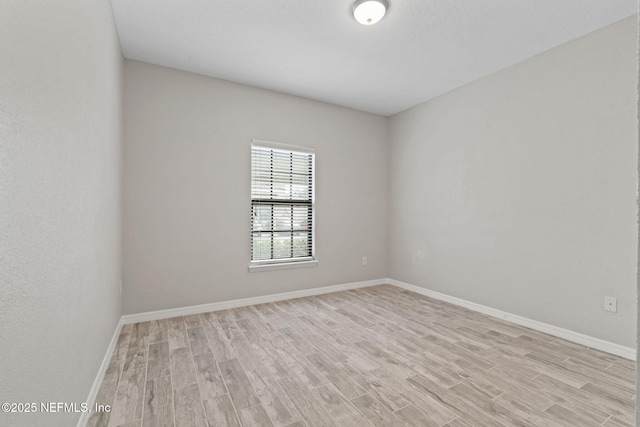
left=76, top=318, right=124, bottom=427
left=121, top=278, right=387, bottom=324
left=388, top=278, right=636, bottom=361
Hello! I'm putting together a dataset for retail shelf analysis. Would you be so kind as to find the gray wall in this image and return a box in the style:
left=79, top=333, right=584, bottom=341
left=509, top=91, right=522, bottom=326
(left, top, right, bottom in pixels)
left=389, top=16, right=638, bottom=348
left=636, top=9, right=639, bottom=425
left=0, top=1, right=123, bottom=426
left=123, top=60, right=388, bottom=314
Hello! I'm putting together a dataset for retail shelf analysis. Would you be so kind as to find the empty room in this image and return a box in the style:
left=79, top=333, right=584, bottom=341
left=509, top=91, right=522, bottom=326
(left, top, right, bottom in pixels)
left=1, top=1, right=639, bottom=426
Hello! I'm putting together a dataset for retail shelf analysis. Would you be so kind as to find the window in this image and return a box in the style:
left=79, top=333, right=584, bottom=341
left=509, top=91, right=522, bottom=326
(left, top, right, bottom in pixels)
left=250, top=140, right=315, bottom=269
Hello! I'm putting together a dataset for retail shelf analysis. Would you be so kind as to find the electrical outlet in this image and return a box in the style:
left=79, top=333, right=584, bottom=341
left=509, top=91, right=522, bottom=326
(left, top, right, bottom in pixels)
left=604, top=296, right=617, bottom=313
left=362, top=256, right=368, bottom=266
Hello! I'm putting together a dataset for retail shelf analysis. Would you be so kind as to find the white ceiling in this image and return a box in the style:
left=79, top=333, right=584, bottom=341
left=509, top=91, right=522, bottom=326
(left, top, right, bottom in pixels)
left=109, top=0, right=637, bottom=116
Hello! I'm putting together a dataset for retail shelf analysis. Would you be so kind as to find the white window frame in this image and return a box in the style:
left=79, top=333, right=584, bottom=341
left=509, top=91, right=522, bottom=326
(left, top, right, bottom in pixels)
left=249, top=139, right=317, bottom=272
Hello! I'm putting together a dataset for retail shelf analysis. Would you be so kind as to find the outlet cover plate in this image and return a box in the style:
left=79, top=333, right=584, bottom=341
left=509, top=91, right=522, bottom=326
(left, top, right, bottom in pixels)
left=604, top=296, right=617, bottom=313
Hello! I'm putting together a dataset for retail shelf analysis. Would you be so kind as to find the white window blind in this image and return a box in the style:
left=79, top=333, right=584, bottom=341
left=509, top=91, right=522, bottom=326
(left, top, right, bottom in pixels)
left=251, top=142, right=315, bottom=265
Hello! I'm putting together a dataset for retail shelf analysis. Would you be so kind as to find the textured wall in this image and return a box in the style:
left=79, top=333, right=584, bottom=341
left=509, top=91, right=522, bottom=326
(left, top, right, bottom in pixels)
left=123, top=60, right=388, bottom=314
left=389, top=17, right=638, bottom=348
left=636, top=6, right=639, bottom=424
left=0, top=1, right=123, bottom=426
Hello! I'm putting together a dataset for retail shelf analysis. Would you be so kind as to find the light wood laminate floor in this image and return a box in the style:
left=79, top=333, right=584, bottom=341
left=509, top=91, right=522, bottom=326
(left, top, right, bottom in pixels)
left=88, top=285, right=635, bottom=427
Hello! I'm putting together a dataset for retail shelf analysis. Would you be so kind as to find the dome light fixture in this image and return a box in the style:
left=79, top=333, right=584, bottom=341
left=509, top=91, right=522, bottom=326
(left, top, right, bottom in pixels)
left=353, top=0, right=388, bottom=26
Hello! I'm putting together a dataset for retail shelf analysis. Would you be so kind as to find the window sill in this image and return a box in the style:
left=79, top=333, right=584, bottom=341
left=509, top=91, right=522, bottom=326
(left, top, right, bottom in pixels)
left=248, top=260, right=319, bottom=272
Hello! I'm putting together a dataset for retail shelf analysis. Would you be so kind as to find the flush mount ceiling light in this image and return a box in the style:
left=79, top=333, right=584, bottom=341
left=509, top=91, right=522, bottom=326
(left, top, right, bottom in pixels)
left=353, top=0, right=388, bottom=26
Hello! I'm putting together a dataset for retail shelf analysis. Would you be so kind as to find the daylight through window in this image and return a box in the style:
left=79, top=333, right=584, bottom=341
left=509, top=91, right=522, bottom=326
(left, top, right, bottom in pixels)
left=251, top=142, right=315, bottom=265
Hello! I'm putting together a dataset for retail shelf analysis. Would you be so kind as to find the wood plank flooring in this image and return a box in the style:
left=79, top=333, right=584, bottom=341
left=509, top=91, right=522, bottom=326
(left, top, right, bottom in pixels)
left=87, top=285, right=636, bottom=427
